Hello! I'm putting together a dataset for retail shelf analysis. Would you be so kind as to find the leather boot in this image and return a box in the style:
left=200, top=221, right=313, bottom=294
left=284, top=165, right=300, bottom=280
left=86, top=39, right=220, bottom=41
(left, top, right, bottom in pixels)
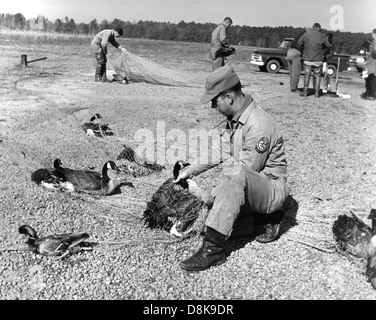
left=95, top=64, right=102, bottom=82
left=179, top=227, right=226, bottom=271
left=101, top=64, right=111, bottom=83
left=255, top=209, right=285, bottom=243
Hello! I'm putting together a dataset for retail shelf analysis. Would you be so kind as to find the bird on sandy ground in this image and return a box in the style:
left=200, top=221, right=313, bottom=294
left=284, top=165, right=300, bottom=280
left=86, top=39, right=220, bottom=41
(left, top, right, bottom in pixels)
left=333, top=209, right=376, bottom=289
left=53, top=159, right=126, bottom=196
left=19, top=225, right=92, bottom=259
left=112, top=66, right=129, bottom=84
left=82, top=113, right=113, bottom=138
left=31, top=162, right=74, bottom=192
left=143, top=160, right=209, bottom=238
left=117, top=144, right=165, bottom=177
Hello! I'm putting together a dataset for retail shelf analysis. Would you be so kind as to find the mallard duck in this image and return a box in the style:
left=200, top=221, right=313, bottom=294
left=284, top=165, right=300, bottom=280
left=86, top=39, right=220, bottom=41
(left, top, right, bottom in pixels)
left=117, top=144, right=165, bottom=177
left=143, top=160, right=205, bottom=237
left=333, top=209, right=376, bottom=290
left=82, top=114, right=113, bottom=137
left=54, top=159, right=123, bottom=196
left=19, top=225, right=92, bottom=259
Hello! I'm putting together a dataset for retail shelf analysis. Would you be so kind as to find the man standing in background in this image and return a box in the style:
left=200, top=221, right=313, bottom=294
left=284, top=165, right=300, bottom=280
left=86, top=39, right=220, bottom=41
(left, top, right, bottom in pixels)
left=287, top=29, right=306, bottom=92
left=361, top=29, right=376, bottom=101
left=91, top=27, right=127, bottom=82
left=210, top=17, right=235, bottom=70
left=298, top=23, right=331, bottom=97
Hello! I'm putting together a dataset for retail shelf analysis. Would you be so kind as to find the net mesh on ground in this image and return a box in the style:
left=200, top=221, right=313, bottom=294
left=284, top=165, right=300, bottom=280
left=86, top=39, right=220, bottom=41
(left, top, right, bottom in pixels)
left=112, top=51, right=199, bottom=87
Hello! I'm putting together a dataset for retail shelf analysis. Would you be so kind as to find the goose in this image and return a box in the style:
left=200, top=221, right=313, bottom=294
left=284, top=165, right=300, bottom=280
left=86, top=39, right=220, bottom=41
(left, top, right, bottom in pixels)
left=333, top=209, right=376, bottom=289
left=111, top=72, right=129, bottom=84
left=31, top=164, right=74, bottom=192
left=82, top=114, right=113, bottom=137
left=143, top=160, right=206, bottom=237
left=19, top=225, right=92, bottom=259
left=54, top=159, right=123, bottom=196
left=117, top=144, right=165, bottom=177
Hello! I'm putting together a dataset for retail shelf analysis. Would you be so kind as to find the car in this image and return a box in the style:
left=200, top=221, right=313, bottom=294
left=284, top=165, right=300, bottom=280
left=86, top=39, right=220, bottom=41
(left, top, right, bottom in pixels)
left=251, top=37, right=351, bottom=77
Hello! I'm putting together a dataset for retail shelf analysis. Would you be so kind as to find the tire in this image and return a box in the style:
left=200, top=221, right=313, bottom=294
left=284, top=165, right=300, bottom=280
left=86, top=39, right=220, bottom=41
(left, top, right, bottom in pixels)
left=327, top=64, right=337, bottom=78
left=266, top=59, right=281, bottom=73
left=259, top=65, right=267, bottom=72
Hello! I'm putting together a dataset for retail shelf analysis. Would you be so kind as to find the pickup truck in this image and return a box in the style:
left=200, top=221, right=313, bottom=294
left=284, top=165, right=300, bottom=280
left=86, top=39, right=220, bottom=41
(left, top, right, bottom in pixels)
left=251, top=38, right=351, bottom=77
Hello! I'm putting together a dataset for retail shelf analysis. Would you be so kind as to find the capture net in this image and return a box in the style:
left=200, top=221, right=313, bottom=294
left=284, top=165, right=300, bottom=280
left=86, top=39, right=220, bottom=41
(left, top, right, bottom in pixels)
left=112, top=51, right=199, bottom=87
left=142, top=178, right=208, bottom=237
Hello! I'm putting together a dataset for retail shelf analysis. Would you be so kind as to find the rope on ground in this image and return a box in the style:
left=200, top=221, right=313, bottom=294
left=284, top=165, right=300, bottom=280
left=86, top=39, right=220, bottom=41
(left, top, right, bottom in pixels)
left=284, top=236, right=336, bottom=253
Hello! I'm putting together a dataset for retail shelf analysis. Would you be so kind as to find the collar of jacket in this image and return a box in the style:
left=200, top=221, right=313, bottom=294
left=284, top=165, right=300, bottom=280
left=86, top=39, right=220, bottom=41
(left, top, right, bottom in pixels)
left=228, top=93, right=256, bottom=128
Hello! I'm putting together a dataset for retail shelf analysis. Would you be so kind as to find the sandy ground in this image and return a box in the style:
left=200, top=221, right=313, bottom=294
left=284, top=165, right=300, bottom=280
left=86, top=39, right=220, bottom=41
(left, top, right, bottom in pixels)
left=1, top=35, right=376, bottom=300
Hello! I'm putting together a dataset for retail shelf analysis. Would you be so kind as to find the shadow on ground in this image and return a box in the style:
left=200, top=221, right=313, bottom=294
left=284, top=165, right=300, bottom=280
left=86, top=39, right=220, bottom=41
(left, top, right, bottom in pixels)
left=224, top=195, right=299, bottom=257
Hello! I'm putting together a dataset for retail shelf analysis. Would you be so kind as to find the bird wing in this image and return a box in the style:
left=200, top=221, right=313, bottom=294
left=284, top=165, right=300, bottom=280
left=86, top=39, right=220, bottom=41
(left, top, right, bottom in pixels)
left=56, top=167, right=102, bottom=191
left=37, top=233, right=90, bottom=256
left=82, top=123, right=100, bottom=131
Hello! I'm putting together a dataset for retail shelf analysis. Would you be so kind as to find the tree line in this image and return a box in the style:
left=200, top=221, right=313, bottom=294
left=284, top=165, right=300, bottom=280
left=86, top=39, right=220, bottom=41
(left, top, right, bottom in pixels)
left=0, top=12, right=372, bottom=55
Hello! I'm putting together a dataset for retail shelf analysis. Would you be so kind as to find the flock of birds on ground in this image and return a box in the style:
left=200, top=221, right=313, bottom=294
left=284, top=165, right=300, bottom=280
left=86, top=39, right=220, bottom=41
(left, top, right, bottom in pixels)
left=19, top=114, right=376, bottom=290
left=24, top=114, right=205, bottom=257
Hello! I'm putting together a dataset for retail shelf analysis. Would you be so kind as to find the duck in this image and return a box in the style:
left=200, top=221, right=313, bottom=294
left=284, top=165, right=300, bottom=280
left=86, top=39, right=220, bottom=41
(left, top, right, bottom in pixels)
left=19, top=225, right=92, bottom=259
left=117, top=144, right=165, bottom=177
left=31, top=163, right=74, bottom=192
left=53, top=159, right=123, bottom=196
left=82, top=113, right=113, bottom=137
left=143, top=160, right=206, bottom=237
left=333, top=209, right=376, bottom=290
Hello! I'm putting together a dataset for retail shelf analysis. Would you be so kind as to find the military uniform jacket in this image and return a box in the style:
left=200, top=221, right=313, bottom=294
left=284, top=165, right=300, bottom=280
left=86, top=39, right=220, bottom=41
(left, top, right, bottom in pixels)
left=190, top=94, right=288, bottom=179
left=211, top=23, right=230, bottom=49
left=91, top=29, right=121, bottom=54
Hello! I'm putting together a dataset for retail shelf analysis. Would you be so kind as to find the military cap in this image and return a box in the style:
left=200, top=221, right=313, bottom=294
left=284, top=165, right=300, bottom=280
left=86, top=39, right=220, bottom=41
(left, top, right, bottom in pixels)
left=200, top=65, right=240, bottom=104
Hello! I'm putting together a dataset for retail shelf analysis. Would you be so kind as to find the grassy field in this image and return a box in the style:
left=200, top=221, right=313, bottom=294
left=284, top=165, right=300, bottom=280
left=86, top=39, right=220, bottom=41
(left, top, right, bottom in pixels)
left=0, top=31, right=376, bottom=301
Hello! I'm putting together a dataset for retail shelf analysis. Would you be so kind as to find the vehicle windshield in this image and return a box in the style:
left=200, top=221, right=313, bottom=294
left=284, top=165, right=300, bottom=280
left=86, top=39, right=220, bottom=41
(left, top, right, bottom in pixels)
left=279, top=40, right=292, bottom=49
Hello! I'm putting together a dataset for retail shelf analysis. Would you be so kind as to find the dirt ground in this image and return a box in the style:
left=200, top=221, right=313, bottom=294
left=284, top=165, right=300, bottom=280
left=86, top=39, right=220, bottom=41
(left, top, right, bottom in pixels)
left=1, top=33, right=376, bottom=300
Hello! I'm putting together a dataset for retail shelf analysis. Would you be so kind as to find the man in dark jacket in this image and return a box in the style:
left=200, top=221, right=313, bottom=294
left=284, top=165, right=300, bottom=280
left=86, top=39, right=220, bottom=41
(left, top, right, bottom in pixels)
left=298, top=23, right=332, bottom=97
left=287, top=30, right=305, bottom=92
left=91, top=27, right=127, bottom=82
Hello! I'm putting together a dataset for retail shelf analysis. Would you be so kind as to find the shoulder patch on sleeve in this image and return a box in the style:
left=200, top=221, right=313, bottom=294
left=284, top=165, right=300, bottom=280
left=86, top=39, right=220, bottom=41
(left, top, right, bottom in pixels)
left=255, top=137, right=269, bottom=153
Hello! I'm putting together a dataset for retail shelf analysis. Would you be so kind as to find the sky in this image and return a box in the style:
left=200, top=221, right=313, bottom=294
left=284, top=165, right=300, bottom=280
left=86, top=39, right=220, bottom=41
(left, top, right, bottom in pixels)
left=1, top=0, right=375, bottom=33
